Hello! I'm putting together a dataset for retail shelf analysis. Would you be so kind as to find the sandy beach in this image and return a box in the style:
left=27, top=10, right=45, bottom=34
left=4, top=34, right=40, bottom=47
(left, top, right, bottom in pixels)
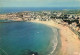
left=31, top=20, right=80, bottom=55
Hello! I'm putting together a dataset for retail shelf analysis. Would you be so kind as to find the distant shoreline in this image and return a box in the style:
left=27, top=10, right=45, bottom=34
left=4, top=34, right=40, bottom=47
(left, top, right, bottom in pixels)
left=0, top=20, right=25, bottom=23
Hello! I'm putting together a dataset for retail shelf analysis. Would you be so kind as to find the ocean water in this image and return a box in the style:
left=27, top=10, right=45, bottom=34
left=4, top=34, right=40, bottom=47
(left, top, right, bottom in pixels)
left=0, top=7, right=80, bottom=14
left=0, top=22, right=58, bottom=55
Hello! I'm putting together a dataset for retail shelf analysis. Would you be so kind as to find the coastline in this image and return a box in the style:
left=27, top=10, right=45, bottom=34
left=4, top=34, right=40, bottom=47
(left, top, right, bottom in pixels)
left=30, top=20, right=80, bottom=55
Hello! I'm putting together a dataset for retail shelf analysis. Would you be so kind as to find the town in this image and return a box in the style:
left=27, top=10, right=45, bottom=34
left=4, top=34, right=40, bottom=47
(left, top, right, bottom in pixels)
left=0, top=10, right=80, bottom=39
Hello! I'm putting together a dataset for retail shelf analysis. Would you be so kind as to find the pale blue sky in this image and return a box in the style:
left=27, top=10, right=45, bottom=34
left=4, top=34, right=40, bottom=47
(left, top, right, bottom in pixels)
left=0, top=0, right=80, bottom=7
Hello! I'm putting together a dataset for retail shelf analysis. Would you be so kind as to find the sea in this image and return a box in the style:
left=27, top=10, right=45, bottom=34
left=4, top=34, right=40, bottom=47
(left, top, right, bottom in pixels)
left=0, top=7, right=80, bottom=14
left=0, top=22, right=59, bottom=55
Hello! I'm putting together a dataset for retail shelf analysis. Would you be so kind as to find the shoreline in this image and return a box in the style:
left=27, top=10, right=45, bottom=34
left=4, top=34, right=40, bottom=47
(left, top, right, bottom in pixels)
left=30, top=20, right=80, bottom=55
left=30, top=20, right=61, bottom=55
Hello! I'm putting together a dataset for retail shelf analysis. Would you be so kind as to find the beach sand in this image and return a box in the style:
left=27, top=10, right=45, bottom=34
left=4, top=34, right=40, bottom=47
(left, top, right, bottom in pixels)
left=31, top=20, right=80, bottom=55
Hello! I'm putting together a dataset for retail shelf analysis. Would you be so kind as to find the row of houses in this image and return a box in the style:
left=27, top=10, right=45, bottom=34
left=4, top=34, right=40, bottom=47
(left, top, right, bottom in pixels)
left=56, top=19, right=80, bottom=33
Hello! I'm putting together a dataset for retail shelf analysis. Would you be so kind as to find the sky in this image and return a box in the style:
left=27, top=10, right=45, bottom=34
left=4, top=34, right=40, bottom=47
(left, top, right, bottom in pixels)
left=0, top=0, right=80, bottom=7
